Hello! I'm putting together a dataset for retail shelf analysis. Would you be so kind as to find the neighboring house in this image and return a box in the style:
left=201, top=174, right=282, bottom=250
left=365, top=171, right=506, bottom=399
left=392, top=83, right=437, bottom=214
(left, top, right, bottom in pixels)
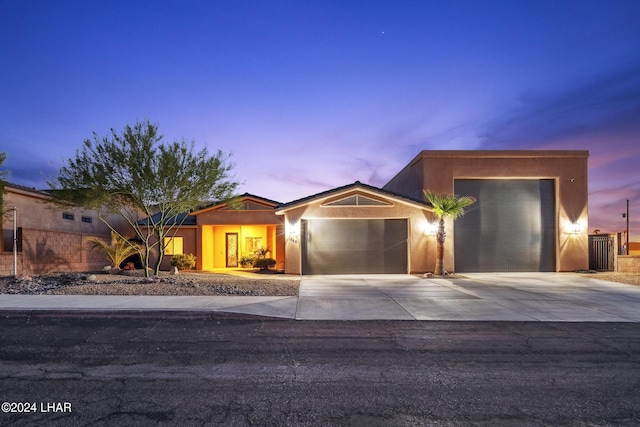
left=146, top=194, right=285, bottom=272
left=384, top=150, right=589, bottom=273
left=0, top=182, right=132, bottom=275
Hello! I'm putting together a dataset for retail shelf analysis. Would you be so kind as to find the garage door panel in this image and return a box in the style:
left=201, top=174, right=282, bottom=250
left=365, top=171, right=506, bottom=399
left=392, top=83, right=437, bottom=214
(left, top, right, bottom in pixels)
left=302, top=219, right=407, bottom=275
left=454, top=179, right=556, bottom=272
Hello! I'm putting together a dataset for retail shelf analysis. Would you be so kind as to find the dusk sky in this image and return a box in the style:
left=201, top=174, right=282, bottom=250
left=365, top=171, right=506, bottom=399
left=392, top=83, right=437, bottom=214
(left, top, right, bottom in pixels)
left=1, top=0, right=639, bottom=238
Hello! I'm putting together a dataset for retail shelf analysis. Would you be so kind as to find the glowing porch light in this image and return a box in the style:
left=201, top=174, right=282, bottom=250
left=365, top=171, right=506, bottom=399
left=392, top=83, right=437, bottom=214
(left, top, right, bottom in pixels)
left=570, top=222, right=581, bottom=234
left=425, top=222, right=438, bottom=236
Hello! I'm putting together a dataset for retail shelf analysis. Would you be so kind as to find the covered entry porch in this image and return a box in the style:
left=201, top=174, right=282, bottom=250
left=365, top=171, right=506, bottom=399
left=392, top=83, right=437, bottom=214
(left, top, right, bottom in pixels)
left=199, top=224, right=282, bottom=270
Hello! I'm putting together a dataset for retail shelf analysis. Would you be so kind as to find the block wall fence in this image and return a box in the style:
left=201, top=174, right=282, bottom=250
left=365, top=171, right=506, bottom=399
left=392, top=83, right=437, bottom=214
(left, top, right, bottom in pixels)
left=616, top=256, right=640, bottom=274
left=0, top=228, right=109, bottom=276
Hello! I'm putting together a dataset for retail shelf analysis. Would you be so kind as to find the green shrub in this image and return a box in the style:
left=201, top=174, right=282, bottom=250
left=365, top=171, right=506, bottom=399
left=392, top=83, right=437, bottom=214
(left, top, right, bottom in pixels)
left=240, top=255, right=255, bottom=268
left=170, top=253, right=197, bottom=270
left=253, top=257, right=276, bottom=271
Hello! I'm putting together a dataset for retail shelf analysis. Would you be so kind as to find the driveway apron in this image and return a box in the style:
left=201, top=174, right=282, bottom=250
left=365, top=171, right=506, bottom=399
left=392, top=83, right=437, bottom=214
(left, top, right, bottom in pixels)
left=296, top=273, right=640, bottom=321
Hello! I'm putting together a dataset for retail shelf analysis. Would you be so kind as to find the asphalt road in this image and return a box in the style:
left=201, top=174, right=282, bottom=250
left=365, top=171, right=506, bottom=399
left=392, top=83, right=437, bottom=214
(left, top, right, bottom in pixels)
left=1, top=312, right=639, bottom=426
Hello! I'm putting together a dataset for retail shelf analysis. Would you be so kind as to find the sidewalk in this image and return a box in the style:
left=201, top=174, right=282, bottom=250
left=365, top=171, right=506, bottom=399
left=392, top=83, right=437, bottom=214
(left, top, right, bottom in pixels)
left=1, top=273, right=639, bottom=321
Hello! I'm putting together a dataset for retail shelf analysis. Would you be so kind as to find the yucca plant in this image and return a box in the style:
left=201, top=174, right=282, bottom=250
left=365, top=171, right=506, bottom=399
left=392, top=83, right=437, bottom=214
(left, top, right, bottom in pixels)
left=87, top=231, right=141, bottom=268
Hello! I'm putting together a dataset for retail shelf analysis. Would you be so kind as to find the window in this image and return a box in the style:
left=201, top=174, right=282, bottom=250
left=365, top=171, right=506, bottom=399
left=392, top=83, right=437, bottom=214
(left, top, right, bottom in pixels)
left=323, top=194, right=391, bottom=207
left=245, top=237, right=263, bottom=255
left=62, top=212, right=74, bottom=220
left=81, top=216, right=93, bottom=224
left=164, top=237, right=183, bottom=255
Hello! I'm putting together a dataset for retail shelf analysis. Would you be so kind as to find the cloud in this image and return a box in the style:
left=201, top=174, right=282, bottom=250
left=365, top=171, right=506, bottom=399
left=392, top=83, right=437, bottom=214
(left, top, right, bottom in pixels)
left=479, top=64, right=640, bottom=148
left=2, top=146, right=60, bottom=189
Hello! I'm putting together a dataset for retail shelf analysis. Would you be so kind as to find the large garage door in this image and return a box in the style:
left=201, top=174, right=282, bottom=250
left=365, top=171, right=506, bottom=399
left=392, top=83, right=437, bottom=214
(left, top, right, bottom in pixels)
left=301, top=219, right=408, bottom=275
left=454, top=179, right=556, bottom=272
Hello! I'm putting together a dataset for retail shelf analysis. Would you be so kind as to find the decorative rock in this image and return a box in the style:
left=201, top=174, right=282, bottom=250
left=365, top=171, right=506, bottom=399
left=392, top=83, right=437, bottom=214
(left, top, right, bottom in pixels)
left=109, top=267, right=122, bottom=275
left=87, top=274, right=97, bottom=282
left=103, top=266, right=112, bottom=271
left=170, top=266, right=179, bottom=275
left=423, top=273, right=434, bottom=279
left=123, top=262, right=135, bottom=270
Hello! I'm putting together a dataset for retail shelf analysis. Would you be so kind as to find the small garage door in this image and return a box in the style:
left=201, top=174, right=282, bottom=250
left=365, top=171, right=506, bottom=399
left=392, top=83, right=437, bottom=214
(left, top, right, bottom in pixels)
left=454, top=179, right=556, bottom=272
left=301, top=219, right=408, bottom=275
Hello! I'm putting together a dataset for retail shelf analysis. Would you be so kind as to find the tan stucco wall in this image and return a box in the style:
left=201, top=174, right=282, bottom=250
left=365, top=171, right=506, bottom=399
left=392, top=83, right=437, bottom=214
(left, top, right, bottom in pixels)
left=280, top=193, right=436, bottom=275
left=385, top=150, right=589, bottom=272
left=2, top=186, right=131, bottom=240
left=195, top=209, right=283, bottom=226
left=151, top=227, right=198, bottom=272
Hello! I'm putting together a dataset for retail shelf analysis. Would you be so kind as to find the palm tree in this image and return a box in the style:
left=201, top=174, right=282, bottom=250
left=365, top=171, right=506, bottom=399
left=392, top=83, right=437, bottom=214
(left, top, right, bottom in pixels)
left=86, top=231, right=141, bottom=269
left=424, top=190, right=476, bottom=276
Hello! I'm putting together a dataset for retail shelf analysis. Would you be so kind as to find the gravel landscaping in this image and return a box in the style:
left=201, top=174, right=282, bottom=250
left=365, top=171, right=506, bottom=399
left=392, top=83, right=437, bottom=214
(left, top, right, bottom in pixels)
left=0, top=271, right=636, bottom=297
left=0, top=271, right=300, bottom=296
left=579, top=271, right=640, bottom=286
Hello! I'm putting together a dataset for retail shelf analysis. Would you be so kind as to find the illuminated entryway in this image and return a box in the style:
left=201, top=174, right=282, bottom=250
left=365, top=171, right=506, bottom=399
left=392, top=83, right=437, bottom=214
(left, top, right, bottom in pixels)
left=190, top=193, right=285, bottom=271
left=200, top=224, right=280, bottom=270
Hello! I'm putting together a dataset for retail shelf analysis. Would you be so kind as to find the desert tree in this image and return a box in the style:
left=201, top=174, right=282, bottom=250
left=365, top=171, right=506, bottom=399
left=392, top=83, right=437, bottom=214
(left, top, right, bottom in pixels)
left=0, top=151, right=7, bottom=188
left=423, top=190, right=476, bottom=276
left=48, top=120, right=238, bottom=276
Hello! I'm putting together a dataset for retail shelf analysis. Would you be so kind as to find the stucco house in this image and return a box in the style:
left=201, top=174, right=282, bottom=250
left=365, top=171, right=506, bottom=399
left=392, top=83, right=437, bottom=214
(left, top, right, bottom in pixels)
left=383, top=150, right=589, bottom=273
left=148, top=193, right=285, bottom=272
left=2, top=149, right=590, bottom=276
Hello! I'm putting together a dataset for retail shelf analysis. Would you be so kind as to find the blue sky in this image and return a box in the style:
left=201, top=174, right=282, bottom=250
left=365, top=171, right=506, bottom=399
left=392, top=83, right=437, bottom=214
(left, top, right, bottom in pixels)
left=1, top=0, right=639, bottom=237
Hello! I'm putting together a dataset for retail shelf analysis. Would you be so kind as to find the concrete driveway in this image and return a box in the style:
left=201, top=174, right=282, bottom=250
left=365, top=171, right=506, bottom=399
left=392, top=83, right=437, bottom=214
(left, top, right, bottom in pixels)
left=296, top=273, right=640, bottom=321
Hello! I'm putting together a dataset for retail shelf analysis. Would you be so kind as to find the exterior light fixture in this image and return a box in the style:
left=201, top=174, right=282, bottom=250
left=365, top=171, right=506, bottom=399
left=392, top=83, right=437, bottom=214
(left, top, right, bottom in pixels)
left=425, top=222, right=438, bottom=235
left=287, top=222, right=299, bottom=244
left=571, top=222, right=581, bottom=234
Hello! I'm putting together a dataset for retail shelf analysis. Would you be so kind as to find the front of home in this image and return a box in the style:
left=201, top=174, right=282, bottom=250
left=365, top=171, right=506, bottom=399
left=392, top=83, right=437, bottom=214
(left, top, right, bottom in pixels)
left=158, top=150, right=589, bottom=275
left=151, top=194, right=285, bottom=272
left=2, top=150, right=590, bottom=275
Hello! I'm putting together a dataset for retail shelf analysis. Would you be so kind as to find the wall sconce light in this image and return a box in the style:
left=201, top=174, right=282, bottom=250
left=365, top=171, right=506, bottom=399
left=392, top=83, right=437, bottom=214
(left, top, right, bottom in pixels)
left=570, top=222, right=581, bottom=234
left=425, top=222, right=438, bottom=236
left=287, top=222, right=299, bottom=243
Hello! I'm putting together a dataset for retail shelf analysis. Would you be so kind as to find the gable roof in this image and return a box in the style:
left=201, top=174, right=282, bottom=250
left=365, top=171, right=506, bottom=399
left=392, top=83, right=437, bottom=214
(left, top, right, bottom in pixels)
left=191, top=193, right=281, bottom=215
left=275, top=181, right=432, bottom=214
